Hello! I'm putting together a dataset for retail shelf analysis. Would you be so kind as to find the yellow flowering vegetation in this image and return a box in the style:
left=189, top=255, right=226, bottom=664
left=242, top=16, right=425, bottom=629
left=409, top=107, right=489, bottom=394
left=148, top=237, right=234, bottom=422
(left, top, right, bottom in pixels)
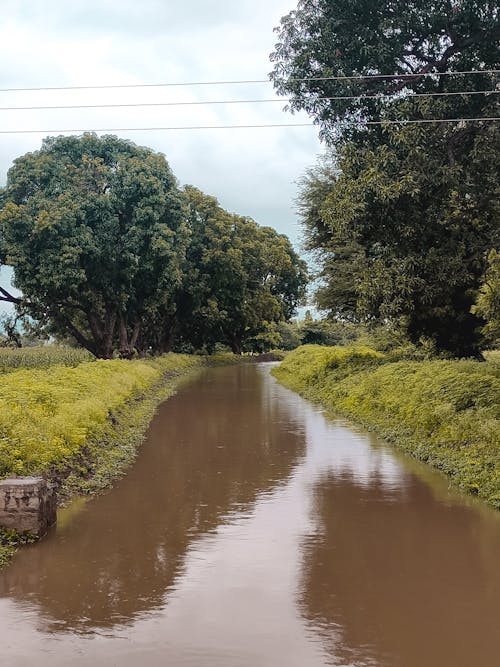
left=0, top=354, right=202, bottom=477
left=273, top=345, right=500, bottom=509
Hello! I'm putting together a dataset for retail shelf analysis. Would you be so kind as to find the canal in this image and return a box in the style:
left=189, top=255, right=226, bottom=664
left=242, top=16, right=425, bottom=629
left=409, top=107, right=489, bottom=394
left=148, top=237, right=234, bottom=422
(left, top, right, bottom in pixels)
left=0, top=363, right=499, bottom=666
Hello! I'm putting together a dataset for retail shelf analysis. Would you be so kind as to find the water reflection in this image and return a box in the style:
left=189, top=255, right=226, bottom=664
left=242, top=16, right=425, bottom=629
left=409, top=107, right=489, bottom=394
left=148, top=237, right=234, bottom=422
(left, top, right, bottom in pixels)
left=0, top=365, right=306, bottom=633
left=298, top=420, right=500, bottom=667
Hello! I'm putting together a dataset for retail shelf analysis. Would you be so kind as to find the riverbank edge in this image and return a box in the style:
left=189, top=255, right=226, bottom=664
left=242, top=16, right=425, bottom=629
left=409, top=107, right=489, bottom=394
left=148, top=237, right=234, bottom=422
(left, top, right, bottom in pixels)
left=272, top=346, right=500, bottom=512
left=0, top=356, right=212, bottom=568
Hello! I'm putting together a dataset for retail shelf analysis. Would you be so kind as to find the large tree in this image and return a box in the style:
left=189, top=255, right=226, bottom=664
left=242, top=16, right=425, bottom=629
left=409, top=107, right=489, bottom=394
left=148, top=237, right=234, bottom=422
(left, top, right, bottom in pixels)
left=0, top=134, right=186, bottom=358
left=271, top=0, right=499, bottom=355
left=299, top=122, right=499, bottom=355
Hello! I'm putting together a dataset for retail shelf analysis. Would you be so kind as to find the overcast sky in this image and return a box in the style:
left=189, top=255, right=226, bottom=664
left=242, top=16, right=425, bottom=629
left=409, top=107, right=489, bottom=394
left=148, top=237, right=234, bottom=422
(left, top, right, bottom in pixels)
left=0, top=0, right=322, bottom=317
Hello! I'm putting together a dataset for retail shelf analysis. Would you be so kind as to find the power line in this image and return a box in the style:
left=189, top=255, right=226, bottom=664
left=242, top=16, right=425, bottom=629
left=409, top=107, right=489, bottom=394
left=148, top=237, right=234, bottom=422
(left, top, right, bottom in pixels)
left=0, top=117, right=498, bottom=135
left=0, top=70, right=498, bottom=93
left=2, top=123, right=312, bottom=135
left=0, top=89, right=497, bottom=112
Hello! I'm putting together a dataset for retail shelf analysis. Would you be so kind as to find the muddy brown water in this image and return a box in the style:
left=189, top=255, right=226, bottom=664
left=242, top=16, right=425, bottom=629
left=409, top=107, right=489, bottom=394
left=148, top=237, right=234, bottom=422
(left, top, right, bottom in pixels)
left=1, top=364, right=499, bottom=666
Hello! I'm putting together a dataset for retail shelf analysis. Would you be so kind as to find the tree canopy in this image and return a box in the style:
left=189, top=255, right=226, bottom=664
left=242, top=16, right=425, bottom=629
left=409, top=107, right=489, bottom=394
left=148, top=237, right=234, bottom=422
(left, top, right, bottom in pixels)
left=270, top=0, right=499, bottom=138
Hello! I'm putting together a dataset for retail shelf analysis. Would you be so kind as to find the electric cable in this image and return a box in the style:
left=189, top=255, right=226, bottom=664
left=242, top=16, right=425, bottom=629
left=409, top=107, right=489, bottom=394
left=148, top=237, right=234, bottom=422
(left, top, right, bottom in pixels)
left=0, top=89, right=497, bottom=112
left=0, top=69, right=498, bottom=93
left=0, top=117, right=498, bottom=135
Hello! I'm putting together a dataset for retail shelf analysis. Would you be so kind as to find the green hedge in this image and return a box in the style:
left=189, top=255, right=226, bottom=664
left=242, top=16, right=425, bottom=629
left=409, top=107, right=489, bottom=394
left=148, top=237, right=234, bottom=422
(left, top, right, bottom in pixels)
left=273, top=345, right=500, bottom=509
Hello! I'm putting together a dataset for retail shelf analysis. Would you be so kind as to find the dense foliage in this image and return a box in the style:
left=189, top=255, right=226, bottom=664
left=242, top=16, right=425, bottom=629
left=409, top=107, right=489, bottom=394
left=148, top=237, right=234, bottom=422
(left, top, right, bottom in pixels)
left=297, top=123, right=499, bottom=355
left=0, top=135, right=306, bottom=357
left=176, top=187, right=307, bottom=354
left=271, top=1, right=499, bottom=355
left=473, top=249, right=500, bottom=346
left=273, top=345, right=500, bottom=508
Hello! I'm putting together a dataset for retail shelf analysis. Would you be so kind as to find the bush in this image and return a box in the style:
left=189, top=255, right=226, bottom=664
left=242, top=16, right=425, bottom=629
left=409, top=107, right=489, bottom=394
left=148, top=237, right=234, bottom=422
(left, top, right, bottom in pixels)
left=277, top=321, right=302, bottom=350
left=299, top=319, right=359, bottom=347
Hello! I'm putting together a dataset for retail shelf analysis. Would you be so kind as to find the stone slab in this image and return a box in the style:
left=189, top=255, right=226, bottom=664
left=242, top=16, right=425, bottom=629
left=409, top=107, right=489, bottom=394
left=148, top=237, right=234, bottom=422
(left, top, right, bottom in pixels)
left=0, top=477, right=57, bottom=538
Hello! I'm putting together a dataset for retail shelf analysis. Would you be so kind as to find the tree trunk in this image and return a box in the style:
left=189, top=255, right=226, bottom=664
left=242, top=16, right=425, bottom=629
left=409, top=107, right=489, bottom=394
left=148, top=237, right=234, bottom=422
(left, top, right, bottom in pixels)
left=118, top=313, right=135, bottom=359
left=102, top=306, right=117, bottom=358
left=86, top=306, right=116, bottom=358
left=64, top=317, right=98, bottom=357
left=157, top=314, right=177, bottom=354
left=159, top=329, right=174, bottom=354
left=130, top=321, right=141, bottom=350
left=229, top=335, right=242, bottom=355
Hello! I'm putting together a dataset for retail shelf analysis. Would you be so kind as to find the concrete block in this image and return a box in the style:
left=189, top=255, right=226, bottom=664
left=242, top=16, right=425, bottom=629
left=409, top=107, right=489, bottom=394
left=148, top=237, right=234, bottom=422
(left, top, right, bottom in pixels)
left=0, top=477, right=57, bottom=538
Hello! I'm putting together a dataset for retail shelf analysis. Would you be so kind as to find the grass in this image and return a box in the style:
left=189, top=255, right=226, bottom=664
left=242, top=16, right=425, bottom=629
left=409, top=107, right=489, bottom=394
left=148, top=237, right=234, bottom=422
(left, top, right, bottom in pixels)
left=0, top=528, right=37, bottom=568
left=273, top=345, right=500, bottom=510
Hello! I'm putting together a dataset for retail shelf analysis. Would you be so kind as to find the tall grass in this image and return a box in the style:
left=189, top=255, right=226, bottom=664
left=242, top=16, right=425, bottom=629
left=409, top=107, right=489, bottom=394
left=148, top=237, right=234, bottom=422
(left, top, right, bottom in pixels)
left=0, top=346, right=93, bottom=373
left=273, top=345, right=500, bottom=509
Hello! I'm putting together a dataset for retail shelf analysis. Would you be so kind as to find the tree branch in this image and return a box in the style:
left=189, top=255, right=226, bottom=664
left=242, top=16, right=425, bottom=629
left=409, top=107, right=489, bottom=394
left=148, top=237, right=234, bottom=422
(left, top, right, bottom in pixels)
left=390, top=42, right=460, bottom=93
left=390, top=25, right=500, bottom=94
left=0, top=285, right=21, bottom=304
left=63, top=317, right=97, bottom=356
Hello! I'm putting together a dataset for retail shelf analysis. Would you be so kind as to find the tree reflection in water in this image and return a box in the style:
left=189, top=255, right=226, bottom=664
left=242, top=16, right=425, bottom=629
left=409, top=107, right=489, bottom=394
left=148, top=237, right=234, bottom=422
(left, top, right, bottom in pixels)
left=298, top=469, right=500, bottom=667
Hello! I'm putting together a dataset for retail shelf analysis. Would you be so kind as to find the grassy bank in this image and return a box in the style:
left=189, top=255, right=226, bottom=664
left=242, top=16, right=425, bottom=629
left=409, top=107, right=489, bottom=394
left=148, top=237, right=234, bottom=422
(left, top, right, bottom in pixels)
left=0, top=354, right=203, bottom=477
left=272, top=345, right=500, bottom=510
left=0, top=352, right=204, bottom=565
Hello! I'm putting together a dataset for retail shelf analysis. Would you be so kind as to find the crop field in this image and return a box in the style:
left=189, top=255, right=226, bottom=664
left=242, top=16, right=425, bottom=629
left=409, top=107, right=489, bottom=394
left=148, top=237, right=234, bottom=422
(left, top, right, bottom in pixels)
left=0, top=346, right=94, bottom=374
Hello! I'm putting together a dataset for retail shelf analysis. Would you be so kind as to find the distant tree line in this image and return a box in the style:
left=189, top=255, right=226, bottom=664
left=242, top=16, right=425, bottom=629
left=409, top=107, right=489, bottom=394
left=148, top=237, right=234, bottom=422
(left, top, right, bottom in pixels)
left=0, top=134, right=307, bottom=358
left=271, top=0, right=500, bottom=356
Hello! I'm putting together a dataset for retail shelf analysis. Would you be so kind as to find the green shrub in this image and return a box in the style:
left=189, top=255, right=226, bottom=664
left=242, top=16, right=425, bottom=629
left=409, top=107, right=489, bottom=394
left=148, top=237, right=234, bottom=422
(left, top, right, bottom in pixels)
left=273, top=344, right=385, bottom=392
